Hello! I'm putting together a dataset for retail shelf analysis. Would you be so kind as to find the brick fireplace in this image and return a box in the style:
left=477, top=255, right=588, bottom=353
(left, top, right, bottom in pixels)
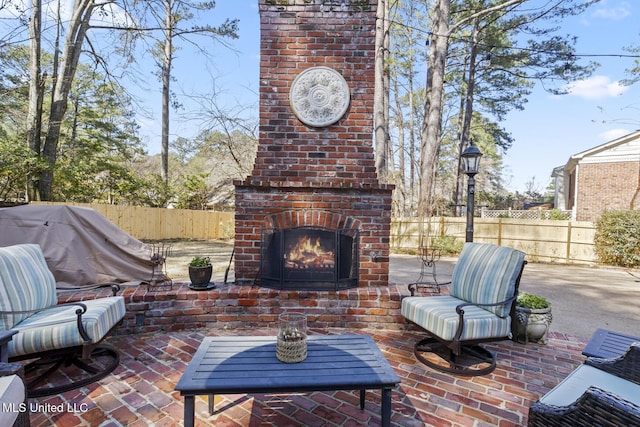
left=53, top=1, right=405, bottom=334
left=74, top=0, right=406, bottom=338
left=234, top=0, right=393, bottom=289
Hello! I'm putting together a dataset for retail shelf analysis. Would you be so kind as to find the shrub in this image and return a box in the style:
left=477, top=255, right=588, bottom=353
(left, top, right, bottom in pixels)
left=431, top=235, right=464, bottom=255
left=594, top=210, right=640, bottom=268
left=517, top=292, right=550, bottom=309
left=548, top=209, right=570, bottom=220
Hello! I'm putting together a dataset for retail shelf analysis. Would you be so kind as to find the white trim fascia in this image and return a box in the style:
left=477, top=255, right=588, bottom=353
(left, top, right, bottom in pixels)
left=566, top=130, right=640, bottom=170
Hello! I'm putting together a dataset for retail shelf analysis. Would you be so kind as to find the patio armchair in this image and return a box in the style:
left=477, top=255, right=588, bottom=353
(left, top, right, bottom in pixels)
left=401, top=242, right=526, bottom=376
left=528, top=343, right=640, bottom=426
left=0, top=330, right=29, bottom=427
left=0, top=244, right=126, bottom=398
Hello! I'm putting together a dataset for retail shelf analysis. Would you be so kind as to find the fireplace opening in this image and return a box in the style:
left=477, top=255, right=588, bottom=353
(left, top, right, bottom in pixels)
left=260, top=226, right=359, bottom=290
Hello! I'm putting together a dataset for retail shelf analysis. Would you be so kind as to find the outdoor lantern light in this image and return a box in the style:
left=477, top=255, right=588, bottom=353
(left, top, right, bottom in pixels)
left=461, top=140, right=483, bottom=176
left=461, top=140, right=483, bottom=242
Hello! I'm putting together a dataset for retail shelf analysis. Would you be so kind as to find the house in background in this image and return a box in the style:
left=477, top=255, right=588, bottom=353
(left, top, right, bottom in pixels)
left=553, top=130, right=640, bottom=222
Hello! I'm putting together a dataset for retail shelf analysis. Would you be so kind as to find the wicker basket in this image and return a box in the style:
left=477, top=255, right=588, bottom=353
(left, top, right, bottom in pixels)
left=276, top=335, right=307, bottom=363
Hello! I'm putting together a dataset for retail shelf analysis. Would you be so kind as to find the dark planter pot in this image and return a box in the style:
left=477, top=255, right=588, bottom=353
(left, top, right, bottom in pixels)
left=513, top=306, right=553, bottom=344
left=189, top=265, right=212, bottom=289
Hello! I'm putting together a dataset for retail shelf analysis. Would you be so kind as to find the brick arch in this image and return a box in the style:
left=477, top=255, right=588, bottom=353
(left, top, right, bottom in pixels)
left=264, top=210, right=361, bottom=232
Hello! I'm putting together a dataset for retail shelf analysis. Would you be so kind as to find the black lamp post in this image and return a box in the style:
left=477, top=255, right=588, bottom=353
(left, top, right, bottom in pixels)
left=461, top=140, right=483, bottom=242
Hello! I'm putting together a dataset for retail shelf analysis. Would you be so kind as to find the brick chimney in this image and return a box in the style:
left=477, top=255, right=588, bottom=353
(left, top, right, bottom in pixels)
left=234, top=0, right=393, bottom=288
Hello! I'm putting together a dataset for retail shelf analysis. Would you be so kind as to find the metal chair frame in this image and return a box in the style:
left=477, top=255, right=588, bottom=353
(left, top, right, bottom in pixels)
left=403, top=244, right=526, bottom=376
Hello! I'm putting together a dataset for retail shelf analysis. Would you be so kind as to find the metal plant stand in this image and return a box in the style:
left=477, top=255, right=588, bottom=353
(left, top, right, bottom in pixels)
left=148, top=242, right=173, bottom=291
left=408, top=246, right=442, bottom=295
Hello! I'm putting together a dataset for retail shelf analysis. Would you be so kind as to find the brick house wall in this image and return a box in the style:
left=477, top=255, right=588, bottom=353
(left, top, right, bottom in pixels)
left=576, top=161, right=640, bottom=222
left=234, top=0, right=394, bottom=287
left=556, top=131, right=640, bottom=222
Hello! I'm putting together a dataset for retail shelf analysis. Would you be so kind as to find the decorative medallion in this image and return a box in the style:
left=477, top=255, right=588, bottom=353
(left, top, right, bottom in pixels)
left=289, top=66, right=351, bottom=127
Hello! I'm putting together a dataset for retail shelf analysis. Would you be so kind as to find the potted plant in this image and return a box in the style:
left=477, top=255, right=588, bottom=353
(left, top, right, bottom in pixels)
left=188, top=256, right=213, bottom=290
left=513, top=292, right=552, bottom=344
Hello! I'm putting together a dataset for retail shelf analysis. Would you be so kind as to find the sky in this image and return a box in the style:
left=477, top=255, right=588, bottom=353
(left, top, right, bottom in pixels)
left=151, top=0, right=640, bottom=194
left=2, top=0, right=639, bottom=194
left=501, top=0, right=639, bottom=192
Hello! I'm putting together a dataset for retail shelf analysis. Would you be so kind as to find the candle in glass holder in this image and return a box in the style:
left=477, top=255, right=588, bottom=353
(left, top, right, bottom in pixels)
left=276, top=312, right=307, bottom=363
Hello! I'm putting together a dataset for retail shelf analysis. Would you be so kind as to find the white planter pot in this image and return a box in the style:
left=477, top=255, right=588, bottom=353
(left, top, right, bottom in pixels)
left=513, top=306, right=552, bottom=344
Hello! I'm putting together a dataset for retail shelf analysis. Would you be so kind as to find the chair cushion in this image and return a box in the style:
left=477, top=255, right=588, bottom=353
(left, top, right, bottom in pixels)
left=401, top=295, right=512, bottom=341
left=0, top=374, right=24, bottom=425
left=539, top=364, right=640, bottom=407
left=0, top=244, right=58, bottom=330
left=7, top=296, right=126, bottom=358
left=449, top=243, right=525, bottom=317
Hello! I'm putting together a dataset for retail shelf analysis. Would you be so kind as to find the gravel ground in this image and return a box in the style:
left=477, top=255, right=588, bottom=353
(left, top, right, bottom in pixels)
left=143, top=239, right=235, bottom=282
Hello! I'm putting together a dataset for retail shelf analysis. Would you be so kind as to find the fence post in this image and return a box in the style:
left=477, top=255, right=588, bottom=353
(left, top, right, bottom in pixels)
left=566, top=221, right=573, bottom=262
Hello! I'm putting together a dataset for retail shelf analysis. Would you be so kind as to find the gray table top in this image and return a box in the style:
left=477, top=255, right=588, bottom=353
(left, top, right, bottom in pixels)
left=582, top=328, right=640, bottom=359
left=175, top=334, right=401, bottom=396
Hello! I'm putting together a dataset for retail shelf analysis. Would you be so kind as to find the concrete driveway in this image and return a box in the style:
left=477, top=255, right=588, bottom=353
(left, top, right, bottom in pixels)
left=390, top=253, right=640, bottom=341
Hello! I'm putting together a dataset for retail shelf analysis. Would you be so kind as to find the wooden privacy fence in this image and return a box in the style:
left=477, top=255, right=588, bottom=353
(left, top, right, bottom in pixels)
left=33, top=203, right=597, bottom=264
left=392, top=217, right=597, bottom=264
left=33, top=202, right=234, bottom=240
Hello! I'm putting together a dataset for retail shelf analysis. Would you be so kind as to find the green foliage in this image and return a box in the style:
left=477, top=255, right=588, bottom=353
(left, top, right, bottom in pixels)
left=127, top=172, right=174, bottom=208
left=0, top=46, right=29, bottom=133
left=189, top=256, right=211, bottom=267
left=50, top=70, right=145, bottom=202
left=594, top=210, right=640, bottom=268
left=0, top=46, right=150, bottom=203
left=621, top=42, right=640, bottom=86
left=173, top=174, right=211, bottom=210
left=0, top=138, right=46, bottom=202
left=431, top=235, right=463, bottom=255
left=548, top=209, right=570, bottom=220
left=517, top=292, right=550, bottom=309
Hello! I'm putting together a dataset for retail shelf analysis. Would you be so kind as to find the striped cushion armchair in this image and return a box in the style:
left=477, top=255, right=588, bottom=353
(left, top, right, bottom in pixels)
left=0, top=244, right=126, bottom=397
left=402, top=243, right=526, bottom=376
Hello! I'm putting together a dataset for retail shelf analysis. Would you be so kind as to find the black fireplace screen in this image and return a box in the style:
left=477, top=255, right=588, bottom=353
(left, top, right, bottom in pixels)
left=260, top=226, right=358, bottom=290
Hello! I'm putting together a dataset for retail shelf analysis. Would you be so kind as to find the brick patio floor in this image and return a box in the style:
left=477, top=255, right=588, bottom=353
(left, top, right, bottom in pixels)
left=28, top=328, right=587, bottom=427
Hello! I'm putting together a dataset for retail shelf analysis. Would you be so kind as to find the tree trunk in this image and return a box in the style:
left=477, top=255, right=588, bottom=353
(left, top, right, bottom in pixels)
left=419, top=0, right=450, bottom=216
left=39, top=0, right=95, bottom=200
left=419, top=0, right=527, bottom=216
left=453, top=93, right=466, bottom=216
left=374, top=0, right=390, bottom=182
left=161, top=0, right=173, bottom=184
left=392, top=74, right=406, bottom=215
left=455, top=20, right=480, bottom=215
left=408, top=57, right=416, bottom=215
left=26, top=0, right=43, bottom=201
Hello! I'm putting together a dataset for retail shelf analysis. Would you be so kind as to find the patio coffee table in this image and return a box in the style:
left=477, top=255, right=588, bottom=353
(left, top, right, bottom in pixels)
left=175, top=334, right=400, bottom=427
left=582, top=328, right=640, bottom=359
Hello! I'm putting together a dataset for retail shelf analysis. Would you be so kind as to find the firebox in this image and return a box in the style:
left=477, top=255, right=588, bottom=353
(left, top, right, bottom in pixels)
left=260, top=227, right=359, bottom=291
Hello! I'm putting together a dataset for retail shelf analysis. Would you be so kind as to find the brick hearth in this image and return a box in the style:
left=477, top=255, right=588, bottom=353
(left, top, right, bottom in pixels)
left=58, top=283, right=410, bottom=335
